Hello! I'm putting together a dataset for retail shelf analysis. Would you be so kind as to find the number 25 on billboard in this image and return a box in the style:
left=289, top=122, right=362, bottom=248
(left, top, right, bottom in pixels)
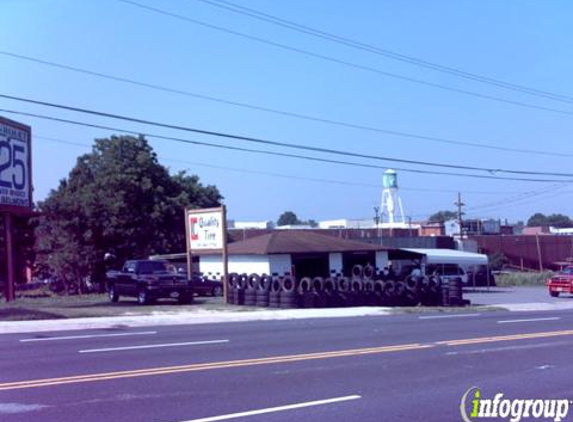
left=0, top=140, right=27, bottom=190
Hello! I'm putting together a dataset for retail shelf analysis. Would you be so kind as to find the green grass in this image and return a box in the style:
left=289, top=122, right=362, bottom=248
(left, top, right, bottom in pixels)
left=495, top=271, right=553, bottom=287
left=0, top=294, right=251, bottom=320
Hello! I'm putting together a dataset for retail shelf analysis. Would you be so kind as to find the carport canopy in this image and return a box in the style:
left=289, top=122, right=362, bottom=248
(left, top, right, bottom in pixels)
left=396, top=248, right=488, bottom=267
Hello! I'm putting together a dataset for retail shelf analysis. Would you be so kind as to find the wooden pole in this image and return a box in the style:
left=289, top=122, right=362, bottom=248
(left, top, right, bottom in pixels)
left=222, top=205, right=229, bottom=303
left=5, top=213, right=15, bottom=302
left=536, top=233, right=543, bottom=272
left=184, top=208, right=192, bottom=281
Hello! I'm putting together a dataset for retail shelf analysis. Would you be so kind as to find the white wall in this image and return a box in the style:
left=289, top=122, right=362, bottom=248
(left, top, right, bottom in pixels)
left=269, top=254, right=292, bottom=275
left=329, top=253, right=343, bottom=274
left=199, top=255, right=270, bottom=278
left=375, top=251, right=389, bottom=270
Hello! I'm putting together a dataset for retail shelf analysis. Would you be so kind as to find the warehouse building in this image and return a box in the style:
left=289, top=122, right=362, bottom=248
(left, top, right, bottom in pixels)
left=197, top=230, right=390, bottom=279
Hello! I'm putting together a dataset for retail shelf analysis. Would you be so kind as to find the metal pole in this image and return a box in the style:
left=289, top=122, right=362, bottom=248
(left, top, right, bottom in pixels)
left=5, top=213, right=15, bottom=302
left=222, top=205, right=229, bottom=303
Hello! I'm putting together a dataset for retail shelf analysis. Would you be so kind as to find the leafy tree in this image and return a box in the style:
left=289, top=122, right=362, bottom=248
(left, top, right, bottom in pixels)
left=306, top=219, right=319, bottom=228
left=34, top=135, right=222, bottom=292
left=527, top=213, right=573, bottom=228
left=428, top=210, right=457, bottom=223
left=277, top=211, right=301, bottom=226
left=488, top=252, right=509, bottom=271
left=527, top=213, right=547, bottom=227
left=547, top=214, right=573, bottom=228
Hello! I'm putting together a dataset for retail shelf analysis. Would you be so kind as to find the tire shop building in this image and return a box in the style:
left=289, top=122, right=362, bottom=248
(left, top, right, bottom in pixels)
left=197, top=230, right=391, bottom=279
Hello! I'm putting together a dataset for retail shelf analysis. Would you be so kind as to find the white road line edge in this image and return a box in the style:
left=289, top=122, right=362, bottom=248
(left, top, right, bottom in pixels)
left=177, top=395, right=362, bottom=422
left=79, top=339, right=229, bottom=354
left=419, top=314, right=481, bottom=320
left=497, top=317, right=561, bottom=324
left=20, top=331, right=158, bottom=342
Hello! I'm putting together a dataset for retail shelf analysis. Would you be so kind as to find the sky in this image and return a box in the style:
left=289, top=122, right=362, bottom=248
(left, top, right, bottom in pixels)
left=2, top=0, right=573, bottom=225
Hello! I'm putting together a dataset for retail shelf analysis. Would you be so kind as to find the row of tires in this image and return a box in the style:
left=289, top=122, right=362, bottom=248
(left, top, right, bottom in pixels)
left=226, top=273, right=467, bottom=308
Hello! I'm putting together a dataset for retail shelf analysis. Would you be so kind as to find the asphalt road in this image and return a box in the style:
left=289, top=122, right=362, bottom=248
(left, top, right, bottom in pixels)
left=2, top=310, right=573, bottom=422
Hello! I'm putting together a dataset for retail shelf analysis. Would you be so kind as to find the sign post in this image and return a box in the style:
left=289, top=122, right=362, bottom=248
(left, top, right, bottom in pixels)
left=0, top=117, right=32, bottom=302
left=185, top=206, right=228, bottom=302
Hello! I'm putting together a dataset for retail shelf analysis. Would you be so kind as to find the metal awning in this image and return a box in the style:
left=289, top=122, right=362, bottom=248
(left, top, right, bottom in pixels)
left=398, top=248, right=488, bottom=266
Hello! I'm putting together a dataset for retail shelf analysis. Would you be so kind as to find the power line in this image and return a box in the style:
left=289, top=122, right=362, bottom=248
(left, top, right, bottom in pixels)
left=198, top=0, right=573, bottom=105
left=2, top=107, right=569, bottom=183
left=117, top=0, right=573, bottom=118
left=35, top=134, right=532, bottom=195
left=2, top=93, right=573, bottom=178
left=3, top=51, right=572, bottom=158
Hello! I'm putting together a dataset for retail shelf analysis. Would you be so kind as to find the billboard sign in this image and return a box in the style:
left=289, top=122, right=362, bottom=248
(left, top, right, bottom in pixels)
left=187, top=207, right=225, bottom=250
left=0, top=117, right=32, bottom=212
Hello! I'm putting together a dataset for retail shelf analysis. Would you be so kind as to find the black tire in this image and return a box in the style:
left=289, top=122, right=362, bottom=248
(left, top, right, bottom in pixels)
left=233, top=288, right=245, bottom=306
left=337, top=277, right=351, bottom=292
left=314, top=292, right=328, bottom=308
left=244, top=289, right=257, bottom=306
left=255, top=290, right=270, bottom=307
left=268, top=291, right=280, bottom=308
left=449, top=278, right=463, bottom=305
left=212, top=285, right=223, bottom=297
left=351, top=264, right=364, bottom=279
left=281, top=276, right=296, bottom=292
left=279, top=291, right=299, bottom=308
left=137, top=287, right=151, bottom=305
left=238, top=274, right=249, bottom=290
left=258, top=275, right=272, bottom=292
left=247, top=273, right=261, bottom=290
left=312, top=277, right=325, bottom=293
left=301, top=291, right=315, bottom=308
left=108, top=284, right=119, bottom=303
left=363, top=264, right=375, bottom=280
left=270, top=278, right=282, bottom=293
left=298, top=277, right=312, bottom=294
left=550, top=291, right=559, bottom=298
left=324, top=277, right=336, bottom=293
left=229, top=273, right=240, bottom=289
left=178, top=293, right=193, bottom=304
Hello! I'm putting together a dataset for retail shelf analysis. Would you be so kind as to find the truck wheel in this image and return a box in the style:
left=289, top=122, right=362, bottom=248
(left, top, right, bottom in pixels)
left=178, top=293, right=193, bottom=304
left=550, top=291, right=559, bottom=298
left=212, top=285, right=223, bottom=297
left=137, top=288, right=150, bottom=305
left=108, top=285, right=119, bottom=303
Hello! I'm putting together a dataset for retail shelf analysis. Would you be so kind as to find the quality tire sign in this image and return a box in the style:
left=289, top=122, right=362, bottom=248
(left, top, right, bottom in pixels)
left=0, top=117, right=32, bottom=212
left=186, top=207, right=225, bottom=250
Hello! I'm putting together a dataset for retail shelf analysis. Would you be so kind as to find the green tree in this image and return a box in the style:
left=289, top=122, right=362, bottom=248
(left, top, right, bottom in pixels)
left=527, top=213, right=548, bottom=227
left=277, top=211, right=301, bottom=226
left=34, top=135, right=222, bottom=292
left=428, top=210, right=457, bottom=223
left=547, top=214, right=573, bottom=228
left=527, top=213, right=573, bottom=228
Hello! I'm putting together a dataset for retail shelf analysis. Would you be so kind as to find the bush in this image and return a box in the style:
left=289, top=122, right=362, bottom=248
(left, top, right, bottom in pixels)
left=495, top=271, right=553, bottom=286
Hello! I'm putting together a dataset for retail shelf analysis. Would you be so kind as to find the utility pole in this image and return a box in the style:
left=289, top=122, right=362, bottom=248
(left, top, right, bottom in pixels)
left=454, top=192, right=465, bottom=239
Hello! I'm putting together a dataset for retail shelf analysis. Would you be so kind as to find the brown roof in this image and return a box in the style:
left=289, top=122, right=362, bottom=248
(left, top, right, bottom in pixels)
left=227, top=230, right=389, bottom=255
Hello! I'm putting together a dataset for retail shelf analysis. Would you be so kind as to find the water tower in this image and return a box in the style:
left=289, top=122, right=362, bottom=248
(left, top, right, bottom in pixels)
left=381, top=169, right=405, bottom=226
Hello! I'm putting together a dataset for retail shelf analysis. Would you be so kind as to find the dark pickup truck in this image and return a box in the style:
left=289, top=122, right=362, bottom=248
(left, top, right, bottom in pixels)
left=106, top=260, right=193, bottom=305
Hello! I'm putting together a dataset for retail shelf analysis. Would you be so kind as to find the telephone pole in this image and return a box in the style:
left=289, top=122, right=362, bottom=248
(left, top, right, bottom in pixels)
left=454, top=192, right=465, bottom=238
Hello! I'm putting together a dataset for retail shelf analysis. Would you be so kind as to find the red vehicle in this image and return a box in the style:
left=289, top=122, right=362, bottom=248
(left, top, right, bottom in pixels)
left=547, top=266, right=573, bottom=297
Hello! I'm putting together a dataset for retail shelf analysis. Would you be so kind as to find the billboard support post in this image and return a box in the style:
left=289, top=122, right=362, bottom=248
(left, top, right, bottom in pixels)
left=222, top=206, right=229, bottom=302
left=4, top=213, right=15, bottom=302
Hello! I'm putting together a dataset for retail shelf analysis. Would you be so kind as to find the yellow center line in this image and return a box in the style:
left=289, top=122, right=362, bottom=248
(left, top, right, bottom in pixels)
left=3, top=329, right=573, bottom=391
left=0, top=343, right=429, bottom=391
left=436, top=329, right=573, bottom=346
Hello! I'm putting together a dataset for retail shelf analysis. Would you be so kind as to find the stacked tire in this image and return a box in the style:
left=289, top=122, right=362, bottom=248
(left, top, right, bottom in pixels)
left=225, top=266, right=467, bottom=309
